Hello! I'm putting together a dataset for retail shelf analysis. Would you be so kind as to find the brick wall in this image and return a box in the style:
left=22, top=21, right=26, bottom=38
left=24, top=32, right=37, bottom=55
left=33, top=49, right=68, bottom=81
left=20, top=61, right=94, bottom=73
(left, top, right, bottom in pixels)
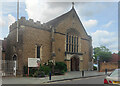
left=22, top=26, right=51, bottom=66
left=54, top=9, right=92, bottom=70
left=100, top=62, right=118, bottom=72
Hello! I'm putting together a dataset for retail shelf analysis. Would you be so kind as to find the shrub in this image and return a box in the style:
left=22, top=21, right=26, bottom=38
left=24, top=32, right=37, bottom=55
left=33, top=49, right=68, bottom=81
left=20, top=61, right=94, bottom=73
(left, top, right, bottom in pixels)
left=33, top=65, right=51, bottom=77
left=54, top=62, right=67, bottom=75
left=39, top=65, right=51, bottom=75
left=29, top=68, right=38, bottom=77
left=23, top=65, right=39, bottom=77
left=23, top=65, right=28, bottom=74
left=33, top=71, right=45, bottom=77
left=42, top=65, right=51, bottom=75
left=23, top=65, right=28, bottom=77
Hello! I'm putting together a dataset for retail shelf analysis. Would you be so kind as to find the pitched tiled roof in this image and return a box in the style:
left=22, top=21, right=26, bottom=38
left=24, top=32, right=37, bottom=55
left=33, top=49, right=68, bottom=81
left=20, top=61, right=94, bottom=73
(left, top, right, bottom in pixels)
left=46, top=8, right=74, bottom=27
left=46, top=7, right=90, bottom=38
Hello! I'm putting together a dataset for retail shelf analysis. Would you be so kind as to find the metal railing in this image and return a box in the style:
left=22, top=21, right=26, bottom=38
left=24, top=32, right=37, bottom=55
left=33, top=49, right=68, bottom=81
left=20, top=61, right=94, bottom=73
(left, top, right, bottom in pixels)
left=2, top=60, right=17, bottom=76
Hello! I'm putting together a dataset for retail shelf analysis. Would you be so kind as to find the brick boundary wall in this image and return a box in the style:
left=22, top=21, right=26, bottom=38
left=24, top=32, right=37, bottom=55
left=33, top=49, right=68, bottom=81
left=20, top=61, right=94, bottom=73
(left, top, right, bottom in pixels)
left=99, top=62, right=118, bottom=72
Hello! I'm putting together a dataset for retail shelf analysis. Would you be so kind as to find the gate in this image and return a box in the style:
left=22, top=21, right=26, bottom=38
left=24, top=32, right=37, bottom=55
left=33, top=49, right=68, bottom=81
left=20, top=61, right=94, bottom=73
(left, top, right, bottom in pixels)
left=2, top=60, right=17, bottom=76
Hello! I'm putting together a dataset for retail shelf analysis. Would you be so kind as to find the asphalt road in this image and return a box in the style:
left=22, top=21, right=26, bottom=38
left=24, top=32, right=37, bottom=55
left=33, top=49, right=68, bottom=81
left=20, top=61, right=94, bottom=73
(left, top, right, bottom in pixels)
left=50, top=75, right=106, bottom=84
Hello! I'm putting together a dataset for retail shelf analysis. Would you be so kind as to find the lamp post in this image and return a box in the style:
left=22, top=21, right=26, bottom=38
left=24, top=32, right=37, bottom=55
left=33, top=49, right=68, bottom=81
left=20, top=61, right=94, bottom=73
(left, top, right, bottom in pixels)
left=17, top=0, right=19, bottom=42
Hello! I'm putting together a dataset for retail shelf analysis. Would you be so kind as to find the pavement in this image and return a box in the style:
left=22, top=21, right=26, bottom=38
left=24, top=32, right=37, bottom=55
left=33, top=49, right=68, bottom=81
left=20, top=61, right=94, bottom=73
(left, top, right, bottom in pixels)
left=50, top=76, right=106, bottom=84
left=2, top=71, right=110, bottom=84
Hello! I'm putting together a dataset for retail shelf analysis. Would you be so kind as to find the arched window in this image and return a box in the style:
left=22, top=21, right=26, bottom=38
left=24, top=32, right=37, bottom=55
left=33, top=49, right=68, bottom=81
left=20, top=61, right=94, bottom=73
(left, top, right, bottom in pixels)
left=66, top=33, right=68, bottom=52
left=72, top=36, right=73, bottom=52
left=69, top=35, right=71, bottom=52
left=66, top=28, right=79, bottom=53
left=77, top=37, right=78, bottom=52
left=13, top=54, right=17, bottom=60
left=66, top=34, right=79, bottom=53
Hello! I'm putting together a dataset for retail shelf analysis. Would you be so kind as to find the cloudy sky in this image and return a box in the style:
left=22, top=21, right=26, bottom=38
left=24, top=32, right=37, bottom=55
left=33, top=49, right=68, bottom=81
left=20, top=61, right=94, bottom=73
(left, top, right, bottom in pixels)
left=0, top=0, right=118, bottom=53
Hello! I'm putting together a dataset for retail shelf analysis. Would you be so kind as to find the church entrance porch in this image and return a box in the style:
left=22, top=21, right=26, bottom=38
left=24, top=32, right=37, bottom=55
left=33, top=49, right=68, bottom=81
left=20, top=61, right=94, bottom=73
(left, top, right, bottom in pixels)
left=71, top=56, right=79, bottom=71
left=65, top=53, right=83, bottom=71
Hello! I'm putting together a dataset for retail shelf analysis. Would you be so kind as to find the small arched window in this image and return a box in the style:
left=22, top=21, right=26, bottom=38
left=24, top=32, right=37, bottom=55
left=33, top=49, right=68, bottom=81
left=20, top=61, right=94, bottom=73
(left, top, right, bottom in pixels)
left=13, top=54, right=17, bottom=60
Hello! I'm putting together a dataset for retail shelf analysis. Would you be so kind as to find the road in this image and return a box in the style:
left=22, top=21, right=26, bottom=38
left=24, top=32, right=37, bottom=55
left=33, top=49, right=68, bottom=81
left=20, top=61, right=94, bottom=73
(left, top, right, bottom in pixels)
left=49, top=75, right=106, bottom=84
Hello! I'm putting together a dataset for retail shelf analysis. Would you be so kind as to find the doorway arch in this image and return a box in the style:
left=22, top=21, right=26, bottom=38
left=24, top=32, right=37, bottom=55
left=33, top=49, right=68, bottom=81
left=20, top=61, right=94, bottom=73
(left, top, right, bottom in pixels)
left=71, top=56, right=79, bottom=71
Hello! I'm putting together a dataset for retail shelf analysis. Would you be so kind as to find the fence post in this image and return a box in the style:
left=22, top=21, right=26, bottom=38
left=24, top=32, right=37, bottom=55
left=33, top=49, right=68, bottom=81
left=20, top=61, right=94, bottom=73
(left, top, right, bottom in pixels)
left=49, top=71, right=51, bottom=80
left=105, top=68, right=107, bottom=75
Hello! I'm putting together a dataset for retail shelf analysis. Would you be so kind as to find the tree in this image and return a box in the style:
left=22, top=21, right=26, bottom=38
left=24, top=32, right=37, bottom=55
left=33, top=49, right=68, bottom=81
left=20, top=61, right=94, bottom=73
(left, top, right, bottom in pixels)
left=118, top=51, right=120, bottom=56
left=93, top=46, right=112, bottom=62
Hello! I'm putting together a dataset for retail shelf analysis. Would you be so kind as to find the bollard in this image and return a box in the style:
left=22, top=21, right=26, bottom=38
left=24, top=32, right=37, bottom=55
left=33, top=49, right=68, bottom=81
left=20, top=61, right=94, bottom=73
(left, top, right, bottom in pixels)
left=82, top=70, right=84, bottom=77
left=49, top=72, right=51, bottom=80
left=105, top=68, right=107, bottom=75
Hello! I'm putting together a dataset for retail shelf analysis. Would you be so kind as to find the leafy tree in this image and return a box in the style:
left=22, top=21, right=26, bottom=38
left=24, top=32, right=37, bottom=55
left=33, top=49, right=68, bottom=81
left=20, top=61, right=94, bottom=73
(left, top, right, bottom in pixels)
left=93, top=46, right=112, bottom=62
left=118, top=51, right=120, bottom=56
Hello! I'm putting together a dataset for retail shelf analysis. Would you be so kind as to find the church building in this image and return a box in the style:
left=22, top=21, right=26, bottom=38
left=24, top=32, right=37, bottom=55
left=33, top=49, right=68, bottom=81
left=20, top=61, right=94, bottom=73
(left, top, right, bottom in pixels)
left=4, top=4, right=93, bottom=75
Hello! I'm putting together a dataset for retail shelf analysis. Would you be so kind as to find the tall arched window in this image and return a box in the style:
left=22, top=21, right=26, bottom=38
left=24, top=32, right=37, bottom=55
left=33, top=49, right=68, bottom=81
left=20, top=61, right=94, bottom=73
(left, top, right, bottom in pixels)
left=66, top=33, right=68, bottom=52
left=72, top=36, right=73, bottom=52
left=77, top=37, right=78, bottom=52
left=74, top=36, right=76, bottom=52
left=66, top=34, right=79, bottom=53
left=69, top=35, right=71, bottom=52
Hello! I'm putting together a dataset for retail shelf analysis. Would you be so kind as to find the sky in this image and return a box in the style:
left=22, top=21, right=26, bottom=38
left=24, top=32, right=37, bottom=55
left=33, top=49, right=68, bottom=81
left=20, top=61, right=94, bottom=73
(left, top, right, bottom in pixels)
left=0, top=0, right=118, bottom=53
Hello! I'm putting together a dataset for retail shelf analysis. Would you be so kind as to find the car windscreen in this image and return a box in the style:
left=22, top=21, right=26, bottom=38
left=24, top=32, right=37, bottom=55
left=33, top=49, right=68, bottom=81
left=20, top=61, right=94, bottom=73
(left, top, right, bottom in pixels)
left=110, top=69, right=120, bottom=77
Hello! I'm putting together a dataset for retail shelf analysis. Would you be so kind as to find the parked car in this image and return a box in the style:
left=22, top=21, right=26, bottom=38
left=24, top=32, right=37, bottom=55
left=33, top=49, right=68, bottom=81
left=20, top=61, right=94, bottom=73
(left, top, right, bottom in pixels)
left=104, top=69, right=120, bottom=85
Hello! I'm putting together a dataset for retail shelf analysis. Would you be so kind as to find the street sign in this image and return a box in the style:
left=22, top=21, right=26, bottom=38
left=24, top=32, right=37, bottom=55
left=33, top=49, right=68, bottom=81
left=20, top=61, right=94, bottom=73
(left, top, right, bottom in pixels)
left=28, top=58, right=40, bottom=67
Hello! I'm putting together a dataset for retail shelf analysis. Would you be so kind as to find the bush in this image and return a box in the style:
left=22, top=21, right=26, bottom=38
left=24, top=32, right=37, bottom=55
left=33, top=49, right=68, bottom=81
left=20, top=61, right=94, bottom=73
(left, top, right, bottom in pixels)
left=39, top=65, right=51, bottom=75
left=42, top=65, right=51, bottom=75
left=33, top=71, right=45, bottom=77
left=23, top=65, right=28, bottom=77
left=29, top=68, right=38, bottom=77
left=23, top=62, right=67, bottom=77
left=33, top=65, right=51, bottom=77
left=23, top=65, right=38, bottom=77
left=23, top=65, right=28, bottom=74
left=54, top=62, right=67, bottom=75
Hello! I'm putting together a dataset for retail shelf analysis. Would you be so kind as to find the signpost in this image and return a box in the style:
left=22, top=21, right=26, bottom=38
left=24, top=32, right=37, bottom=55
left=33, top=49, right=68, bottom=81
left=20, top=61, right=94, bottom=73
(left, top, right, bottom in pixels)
left=28, top=58, right=40, bottom=76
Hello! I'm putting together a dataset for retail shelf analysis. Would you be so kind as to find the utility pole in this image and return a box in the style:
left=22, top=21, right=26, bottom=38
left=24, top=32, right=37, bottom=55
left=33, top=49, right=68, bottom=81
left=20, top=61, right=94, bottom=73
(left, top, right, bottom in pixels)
left=17, top=0, right=19, bottom=42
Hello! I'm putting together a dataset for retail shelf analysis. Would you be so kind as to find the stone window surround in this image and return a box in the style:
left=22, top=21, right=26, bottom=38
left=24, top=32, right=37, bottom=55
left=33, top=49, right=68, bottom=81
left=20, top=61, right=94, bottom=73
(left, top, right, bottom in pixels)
left=35, top=45, right=42, bottom=60
left=66, top=34, right=79, bottom=53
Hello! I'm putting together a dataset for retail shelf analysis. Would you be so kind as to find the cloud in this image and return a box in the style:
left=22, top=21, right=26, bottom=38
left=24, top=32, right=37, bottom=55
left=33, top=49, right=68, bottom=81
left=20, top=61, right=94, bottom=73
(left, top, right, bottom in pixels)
left=25, top=1, right=71, bottom=23
left=91, top=30, right=118, bottom=53
left=25, top=1, right=101, bottom=23
left=0, top=16, right=6, bottom=40
left=102, top=21, right=113, bottom=28
left=8, top=14, right=16, bottom=27
left=0, top=16, right=6, bottom=27
left=0, top=14, right=15, bottom=28
left=0, top=36, right=3, bottom=40
left=82, top=19, right=98, bottom=29
left=76, top=2, right=107, bottom=18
